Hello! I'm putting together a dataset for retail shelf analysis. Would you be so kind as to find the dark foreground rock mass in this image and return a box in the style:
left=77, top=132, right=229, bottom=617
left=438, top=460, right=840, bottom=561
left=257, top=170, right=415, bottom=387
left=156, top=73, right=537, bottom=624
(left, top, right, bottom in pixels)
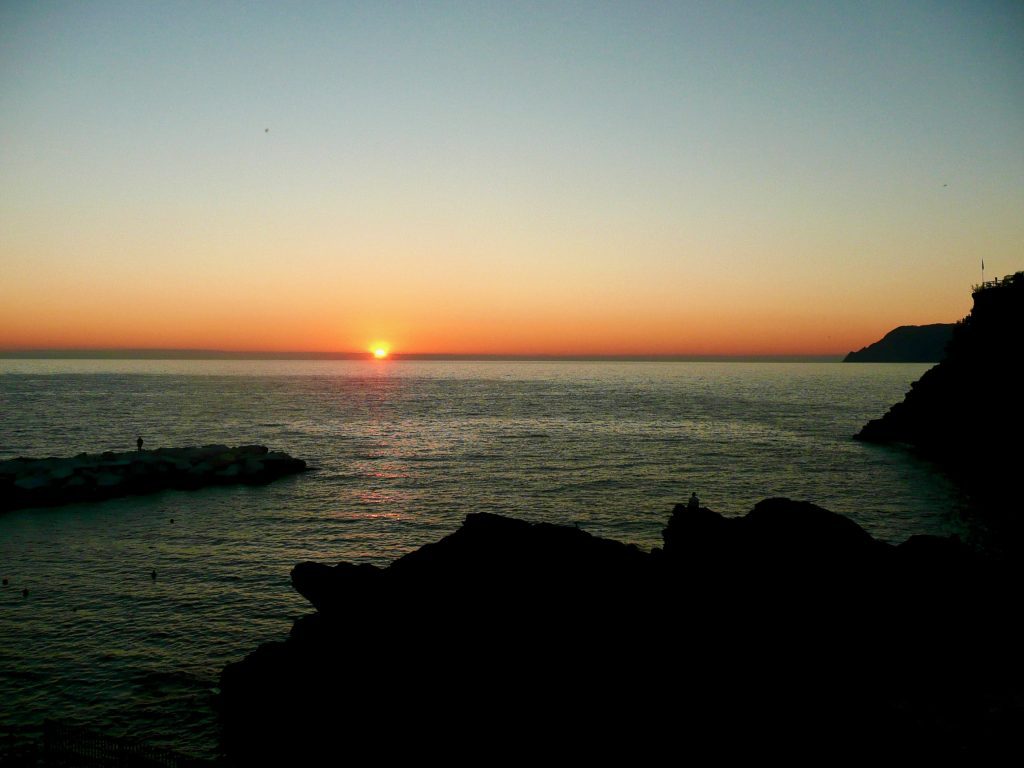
left=844, top=323, right=954, bottom=362
left=856, top=273, right=1023, bottom=513
left=0, top=445, right=306, bottom=512
left=220, top=499, right=1022, bottom=763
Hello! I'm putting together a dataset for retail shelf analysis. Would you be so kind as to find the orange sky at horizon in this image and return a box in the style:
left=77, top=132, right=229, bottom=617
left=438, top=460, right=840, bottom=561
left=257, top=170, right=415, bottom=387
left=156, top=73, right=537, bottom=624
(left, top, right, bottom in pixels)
left=0, top=262, right=976, bottom=356
left=2, top=4, right=1019, bottom=357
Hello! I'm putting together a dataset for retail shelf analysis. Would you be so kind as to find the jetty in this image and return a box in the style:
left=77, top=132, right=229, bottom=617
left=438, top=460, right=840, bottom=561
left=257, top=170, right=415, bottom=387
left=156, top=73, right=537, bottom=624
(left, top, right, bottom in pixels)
left=0, top=445, right=306, bottom=512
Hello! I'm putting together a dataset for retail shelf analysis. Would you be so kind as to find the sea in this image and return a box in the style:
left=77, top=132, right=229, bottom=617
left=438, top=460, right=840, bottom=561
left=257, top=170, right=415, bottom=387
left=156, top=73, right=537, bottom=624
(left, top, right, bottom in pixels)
left=0, top=360, right=969, bottom=759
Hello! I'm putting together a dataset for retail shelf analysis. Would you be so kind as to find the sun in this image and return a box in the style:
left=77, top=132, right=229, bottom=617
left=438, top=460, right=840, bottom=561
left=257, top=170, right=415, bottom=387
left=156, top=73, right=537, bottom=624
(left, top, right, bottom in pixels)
left=368, top=341, right=391, bottom=359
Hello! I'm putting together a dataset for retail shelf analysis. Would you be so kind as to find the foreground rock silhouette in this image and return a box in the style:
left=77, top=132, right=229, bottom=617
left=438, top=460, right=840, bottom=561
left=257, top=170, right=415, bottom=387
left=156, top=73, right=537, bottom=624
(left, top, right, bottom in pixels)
left=220, top=499, right=1022, bottom=762
left=0, top=445, right=306, bottom=512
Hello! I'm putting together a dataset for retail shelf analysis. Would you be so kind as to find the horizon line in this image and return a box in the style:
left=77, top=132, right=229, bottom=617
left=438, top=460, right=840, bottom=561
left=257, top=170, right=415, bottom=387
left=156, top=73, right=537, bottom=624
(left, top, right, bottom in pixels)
left=0, top=347, right=848, bottom=363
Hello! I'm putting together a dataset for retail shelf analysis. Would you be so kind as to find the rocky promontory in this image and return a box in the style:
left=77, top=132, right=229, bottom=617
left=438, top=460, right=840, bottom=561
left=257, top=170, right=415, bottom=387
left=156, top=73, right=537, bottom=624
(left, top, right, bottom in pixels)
left=220, top=499, right=1021, bottom=762
left=856, top=273, right=1023, bottom=511
left=0, top=445, right=306, bottom=512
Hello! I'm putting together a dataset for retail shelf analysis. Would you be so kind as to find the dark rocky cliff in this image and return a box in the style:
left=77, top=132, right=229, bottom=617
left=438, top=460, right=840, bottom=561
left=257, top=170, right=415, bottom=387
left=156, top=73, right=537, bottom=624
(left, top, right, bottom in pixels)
left=844, top=323, right=954, bottom=362
left=856, top=273, right=1023, bottom=511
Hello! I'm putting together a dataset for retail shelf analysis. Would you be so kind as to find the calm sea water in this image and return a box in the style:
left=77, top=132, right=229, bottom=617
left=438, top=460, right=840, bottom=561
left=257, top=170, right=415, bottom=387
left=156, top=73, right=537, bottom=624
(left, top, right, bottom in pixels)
left=0, top=360, right=966, bottom=758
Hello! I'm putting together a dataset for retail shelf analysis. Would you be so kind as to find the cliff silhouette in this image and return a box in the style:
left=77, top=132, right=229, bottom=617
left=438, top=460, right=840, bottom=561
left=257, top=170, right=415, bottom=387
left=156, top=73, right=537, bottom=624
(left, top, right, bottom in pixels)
left=219, top=500, right=1021, bottom=762
left=856, top=272, right=1023, bottom=512
left=844, top=323, right=954, bottom=362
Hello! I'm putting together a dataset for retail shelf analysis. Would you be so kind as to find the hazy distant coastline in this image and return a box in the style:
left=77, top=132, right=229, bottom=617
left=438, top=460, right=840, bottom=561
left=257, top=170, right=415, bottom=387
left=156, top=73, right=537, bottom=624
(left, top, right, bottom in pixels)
left=844, top=324, right=954, bottom=363
left=0, top=349, right=843, bottom=363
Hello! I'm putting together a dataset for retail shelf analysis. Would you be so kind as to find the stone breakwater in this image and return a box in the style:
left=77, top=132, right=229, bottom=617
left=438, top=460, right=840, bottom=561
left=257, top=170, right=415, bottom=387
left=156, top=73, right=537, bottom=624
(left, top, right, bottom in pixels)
left=0, top=445, right=307, bottom=512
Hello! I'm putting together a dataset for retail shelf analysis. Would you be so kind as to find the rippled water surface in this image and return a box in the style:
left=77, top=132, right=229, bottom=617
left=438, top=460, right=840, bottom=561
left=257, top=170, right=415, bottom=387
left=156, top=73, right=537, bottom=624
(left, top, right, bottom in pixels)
left=0, top=360, right=966, bottom=758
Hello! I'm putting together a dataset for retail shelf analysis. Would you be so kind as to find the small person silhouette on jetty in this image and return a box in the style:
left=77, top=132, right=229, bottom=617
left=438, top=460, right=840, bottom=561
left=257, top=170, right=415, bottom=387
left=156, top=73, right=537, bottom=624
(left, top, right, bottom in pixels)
left=688, top=492, right=700, bottom=511
left=137, top=436, right=143, bottom=452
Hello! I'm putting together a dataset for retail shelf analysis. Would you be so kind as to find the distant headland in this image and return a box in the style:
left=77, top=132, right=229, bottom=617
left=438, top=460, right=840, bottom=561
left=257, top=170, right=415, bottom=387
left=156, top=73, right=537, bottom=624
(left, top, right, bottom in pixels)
left=844, top=323, right=954, bottom=362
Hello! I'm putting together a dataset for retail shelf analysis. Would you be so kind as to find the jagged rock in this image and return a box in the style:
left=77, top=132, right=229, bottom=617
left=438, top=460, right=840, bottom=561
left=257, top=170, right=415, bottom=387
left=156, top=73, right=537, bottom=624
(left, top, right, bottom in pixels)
left=0, top=445, right=307, bottom=512
left=220, top=499, right=1022, bottom=762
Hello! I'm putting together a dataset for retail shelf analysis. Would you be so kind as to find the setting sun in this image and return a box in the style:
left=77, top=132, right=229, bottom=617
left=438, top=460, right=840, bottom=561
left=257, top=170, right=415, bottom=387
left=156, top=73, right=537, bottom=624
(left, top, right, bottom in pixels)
left=373, top=347, right=389, bottom=359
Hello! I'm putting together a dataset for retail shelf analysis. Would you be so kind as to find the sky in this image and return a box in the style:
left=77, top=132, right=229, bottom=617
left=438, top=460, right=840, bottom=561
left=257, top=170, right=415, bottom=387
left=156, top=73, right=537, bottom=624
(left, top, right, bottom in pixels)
left=1, top=1, right=1022, bottom=356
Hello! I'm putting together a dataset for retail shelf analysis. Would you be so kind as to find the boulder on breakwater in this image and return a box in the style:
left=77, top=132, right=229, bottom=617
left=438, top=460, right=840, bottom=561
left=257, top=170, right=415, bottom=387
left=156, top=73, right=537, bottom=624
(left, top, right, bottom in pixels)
left=220, top=498, right=1021, bottom=762
left=0, top=445, right=306, bottom=512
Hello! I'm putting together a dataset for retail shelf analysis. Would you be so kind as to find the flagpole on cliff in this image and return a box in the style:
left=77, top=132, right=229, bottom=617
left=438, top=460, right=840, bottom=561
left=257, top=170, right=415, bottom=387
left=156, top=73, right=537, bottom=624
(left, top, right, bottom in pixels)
left=981, top=258, right=985, bottom=286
